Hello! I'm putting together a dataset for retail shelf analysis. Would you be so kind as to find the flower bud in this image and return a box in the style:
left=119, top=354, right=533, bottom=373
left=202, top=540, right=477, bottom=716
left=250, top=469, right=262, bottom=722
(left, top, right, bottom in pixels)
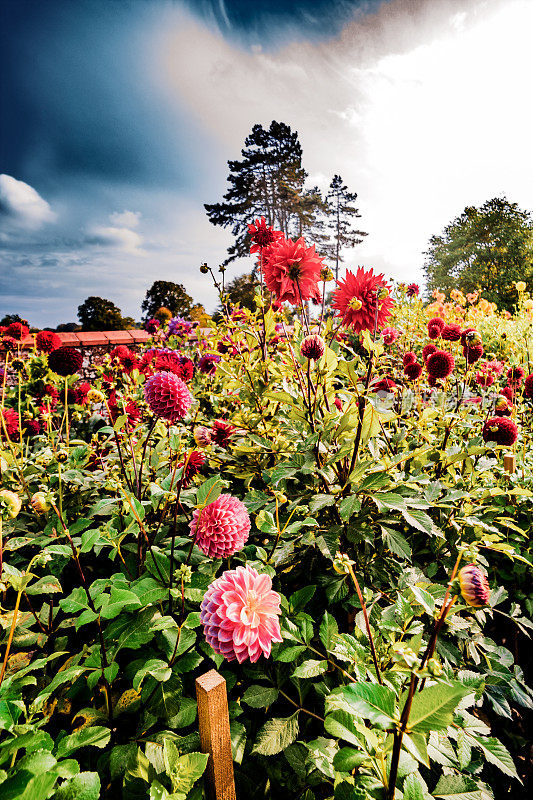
left=516, top=281, right=526, bottom=292
left=193, top=426, right=212, bottom=447
left=348, top=298, right=363, bottom=311
left=427, top=657, right=443, bottom=676
left=11, top=358, right=25, bottom=372
left=87, top=389, right=104, bottom=404
left=56, top=450, right=69, bottom=463
left=320, top=267, right=334, bottom=282
left=30, top=492, right=50, bottom=514
left=458, top=563, right=490, bottom=607
left=300, top=334, right=325, bottom=361
left=199, top=263, right=209, bottom=274
left=0, top=489, right=22, bottom=518
left=333, top=552, right=355, bottom=574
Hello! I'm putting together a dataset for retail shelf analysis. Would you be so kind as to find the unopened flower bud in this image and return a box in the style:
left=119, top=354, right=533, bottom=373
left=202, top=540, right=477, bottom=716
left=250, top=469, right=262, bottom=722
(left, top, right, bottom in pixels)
left=56, top=450, right=69, bottom=463
left=378, top=288, right=389, bottom=300
left=87, top=389, right=104, bottom=404
left=0, top=489, right=22, bottom=518
left=300, top=334, right=325, bottom=361
left=333, top=552, right=355, bottom=574
left=458, top=563, right=490, bottom=607
left=176, top=564, right=193, bottom=583
left=427, top=658, right=442, bottom=676
left=200, top=263, right=209, bottom=274
left=194, top=426, right=212, bottom=447
left=30, top=492, right=50, bottom=514
left=320, top=267, right=334, bottom=282
left=465, top=331, right=482, bottom=347
left=11, top=358, right=25, bottom=372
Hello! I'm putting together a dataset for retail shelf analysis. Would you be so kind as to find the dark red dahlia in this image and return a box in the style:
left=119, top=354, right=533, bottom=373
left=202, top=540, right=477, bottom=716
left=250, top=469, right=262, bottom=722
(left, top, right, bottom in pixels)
left=1, top=407, right=20, bottom=439
left=145, top=318, right=160, bottom=334
left=23, top=418, right=41, bottom=436
left=110, top=345, right=130, bottom=360
left=427, top=350, right=455, bottom=379
left=248, top=217, right=283, bottom=254
left=332, top=267, right=394, bottom=333
left=1, top=337, right=18, bottom=351
left=460, top=328, right=482, bottom=347
left=48, top=346, right=83, bottom=376
left=211, top=419, right=235, bottom=448
left=524, top=374, right=533, bottom=399
left=406, top=283, right=420, bottom=298
left=422, top=343, right=437, bottom=362
left=120, top=352, right=138, bottom=373
left=36, top=330, right=61, bottom=353
left=507, top=366, right=525, bottom=383
left=428, top=375, right=441, bottom=388
left=108, top=395, right=141, bottom=426
left=463, top=344, right=484, bottom=364
left=500, top=386, right=514, bottom=402
left=482, top=416, right=518, bottom=447
left=300, top=335, right=325, bottom=361
left=427, top=317, right=445, bottom=340
left=67, top=382, right=90, bottom=405
left=6, top=322, right=29, bottom=340
left=404, top=362, right=423, bottom=380
left=373, top=376, right=397, bottom=393
left=441, top=323, right=462, bottom=341
left=403, top=351, right=417, bottom=367
left=198, top=354, right=221, bottom=375
left=154, top=352, right=195, bottom=381
left=178, top=450, right=206, bottom=485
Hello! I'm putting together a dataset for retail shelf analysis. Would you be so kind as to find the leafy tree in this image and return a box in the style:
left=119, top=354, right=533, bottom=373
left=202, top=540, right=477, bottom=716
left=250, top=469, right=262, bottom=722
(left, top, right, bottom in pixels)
left=325, top=175, right=367, bottom=282
left=423, top=197, right=533, bottom=309
left=223, top=273, right=257, bottom=312
left=77, top=296, right=135, bottom=331
left=141, top=281, right=195, bottom=321
left=205, top=121, right=324, bottom=264
left=56, top=322, right=81, bottom=332
left=0, top=313, right=29, bottom=327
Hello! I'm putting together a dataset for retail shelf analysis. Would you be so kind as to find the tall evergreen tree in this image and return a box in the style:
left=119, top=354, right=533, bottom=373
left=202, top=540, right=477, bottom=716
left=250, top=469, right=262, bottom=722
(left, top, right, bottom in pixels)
left=325, top=175, right=367, bottom=282
left=205, top=121, right=324, bottom=264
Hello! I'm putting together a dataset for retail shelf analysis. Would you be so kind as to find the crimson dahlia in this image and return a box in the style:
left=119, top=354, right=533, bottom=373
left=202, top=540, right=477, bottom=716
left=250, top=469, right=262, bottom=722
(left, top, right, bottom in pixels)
left=263, top=236, right=323, bottom=305
left=332, top=267, right=394, bottom=333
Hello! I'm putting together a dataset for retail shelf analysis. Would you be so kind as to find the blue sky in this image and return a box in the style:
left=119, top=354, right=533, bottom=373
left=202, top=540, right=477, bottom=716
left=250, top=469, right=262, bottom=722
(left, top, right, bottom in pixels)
left=2, top=0, right=533, bottom=327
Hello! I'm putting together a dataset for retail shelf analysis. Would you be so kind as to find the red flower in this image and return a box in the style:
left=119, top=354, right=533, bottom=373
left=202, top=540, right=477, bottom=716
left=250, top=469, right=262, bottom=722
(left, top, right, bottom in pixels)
left=332, top=267, right=394, bottom=333
left=48, top=346, right=83, bottom=376
left=211, top=419, right=235, bottom=448
left=1, top=337, right=19, bottom=351
left=427, top=350, right=454, bottom=379
left=248, top=217, right=283, bottom=254
left=422, top=343, right=437, bottom=362
left=507, top=366, right=525, bottom=383
left=300, top=335, right=325, bottom=360
left=110, top=345, right=130, bottom=360
left=144, top=372, right=193, bottom=422
left=441, top=323, right=462, bottom=341
left=23, top=418, right=41, bottom=436
left=459, top=564, right=490, bottom=607
left=6, top=322, right=29, bottom=340
left=500, top=386, right=514, bottom=402
left=198, top=354, right=221, bottom=375
left=403, top=351, right=417, bottom=367
left=154, top=351, right=195, bottom=381
left=334, top=396, right=343, bottom=410
left=524, top=374, right=533, bottom=399
left=463, top=344, right=483, bottom=364
left=36, top=330, right=61, bottom=353
left=427, top=317, right=445, bottom=340
left=145, top=318, right=160, bottom=334
left=382, top=327, right=399, bottom=345
left=460, top=328, right=481, bottom=347
left=373, top=376, right=397, bottom=393
left=406, top=283, right=420, bottom=297
left=494, top=396, right=512, bottom=415
left=476, top=372, right=494, bottom=387
left=1, top=408, right=19, bottom=439
left=482, top=416, right=518, bottom=446
left=263, top=236, right=323, bottom=305
left=404, top=362, right=423, bottom=380
left=179, top=450, right=205, bottom=486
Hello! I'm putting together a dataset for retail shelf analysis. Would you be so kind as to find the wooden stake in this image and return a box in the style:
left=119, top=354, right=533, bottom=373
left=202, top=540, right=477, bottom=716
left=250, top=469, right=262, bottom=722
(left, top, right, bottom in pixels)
left=196, top=669, right=236, bottom=800
left=504, top=453, right=516, bottom=474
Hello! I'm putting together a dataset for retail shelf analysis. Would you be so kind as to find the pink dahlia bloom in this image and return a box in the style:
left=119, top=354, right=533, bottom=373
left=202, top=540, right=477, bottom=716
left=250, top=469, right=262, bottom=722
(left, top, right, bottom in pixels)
left=382, top=327, right=399, bottom=346
left=332, top=267, right=394, bottom=333
left=458, top=564, right=490, bottom=607
left=190, top=494, right=251, bottom=558
left=144, top=371, right=193, bottom=422
left=263, top=236, right=323, bottom=305
left=200, top=564, right=283, bottom=663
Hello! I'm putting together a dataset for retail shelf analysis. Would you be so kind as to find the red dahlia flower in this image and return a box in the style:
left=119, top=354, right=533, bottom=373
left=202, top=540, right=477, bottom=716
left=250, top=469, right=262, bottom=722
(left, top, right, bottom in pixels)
left=23, top=418, right=41, bottom=436
left=458, top=564, right=490, bottom=607
left=248, top=217, right=283, bottom=254
left=179, top=450, right=205, bottom=486
left=154, top=352, right=195, bottom=381
left=190, top=493, right=251, bottom=559
left=422, top=343, right=437, bottom=361
left=441, top=323, right=462, bottom=341
left=373, top=376, right=397, bottom=393
left=427, top=350, right=454, bottom=379
left=403, top=351, right=417, bottom=367
left=48, top=346, right=83, bottom=376
left=404, top=362, right=423, bottom=380
left=382, top=327, right=399, bottom=345
left=200, top=564, right=282, bottom=663
left=332, top=267, right=394, bottom=333
left=1, top=407, right=20, bottom=439
left=300, top=335, right=325, bottom=361
left=36, top=330, right=61, bottom=353
left=110, top=345, right=130, bottom=360
left=507, top=366, right=525, bottom=383
left=463, top=344, right=484, bottom=364
left=482, top=416, right=518, bottom=446
left=198, top=354, right=221, bottom=375
left=263, top=236, right=324, bottom=304
left=144, top=372, right=193, bottom=422
left=406, top=283, right=420, bottom=297
left=524, top=374, right=533, bottom=399
left=211, top=419, right=235, bottom=448
left=427, top=317, right=445, bottom=340
left=500, top=386, right=514, bottom=402
left=6, top=322, right=29, bottom=340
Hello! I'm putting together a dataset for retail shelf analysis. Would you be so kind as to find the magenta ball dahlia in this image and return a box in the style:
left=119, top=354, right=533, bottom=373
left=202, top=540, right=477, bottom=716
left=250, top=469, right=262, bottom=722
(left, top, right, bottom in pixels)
left=458, top=564, right=490, bottom=607
left=200, top=564, right=283, bottom=663
left=482, top=416, right=518, bottom=446
left=144, top=371, right=192, bottom=422
left=48, top=346, right=83, bottom=376
left=404, top=362, right=423, bottom=380
left=427, top=350, right=455, bottom=379
left=190, top=493, right=250, bottom=559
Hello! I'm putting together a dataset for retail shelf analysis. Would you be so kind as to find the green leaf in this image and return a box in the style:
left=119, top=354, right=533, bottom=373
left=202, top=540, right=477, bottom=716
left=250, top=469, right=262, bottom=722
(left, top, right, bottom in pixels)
left=273, top=644, right=306, bottom=662
left=253, top=714, right=299, bottom=756
left=407, top=682, right=468, bottom=733
left=170, top=751, right=209, bottom=796
left=290, top=585, right=316, bottom=611
left=381, top=526, right=412, bottom=562
left=343, top=683, right=397, bottom=727
left=402, top=773, right=425, bottom=800
left=339, top=495, right=361, bottom=521
left=309, top=494, right=335, bottom=513
left=99, top=587, right=142, bottom=619
left=133, top=659, right=172, bottom=691
left=55, top=772, right=100, bottom=800
left=241, top=685, right=279, bottom=708
left=324, top=711, right=361, bottom=748
left=56, top=726, right=111, bottom=758
left=333, top=747, right=367, bottom=772
left=196, top=476, right=222, bottom=507
left=401, top=508, right=434, bottom=535
left=26, top=575, right=62, bottom=595
left=293, top=659, right=327, bottom=678
left=468, top=734, right=520, bottom=779
left=230, top=721, right=246, bottom=764
left=433, top=774, right=481, bottom=799
left=319, top=612, right=339, bottom=651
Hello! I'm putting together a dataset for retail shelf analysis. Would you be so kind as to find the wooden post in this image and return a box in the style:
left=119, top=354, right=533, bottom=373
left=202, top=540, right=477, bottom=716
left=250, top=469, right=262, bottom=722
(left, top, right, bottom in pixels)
left=196, top=670, right=236, bottom=800
left=504, top=453, right=516, bottom=474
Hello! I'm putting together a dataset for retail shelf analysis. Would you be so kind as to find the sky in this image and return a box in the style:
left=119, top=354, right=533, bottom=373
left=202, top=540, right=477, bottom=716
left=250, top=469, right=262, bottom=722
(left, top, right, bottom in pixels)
left=1, top=0, right=533, bottom=327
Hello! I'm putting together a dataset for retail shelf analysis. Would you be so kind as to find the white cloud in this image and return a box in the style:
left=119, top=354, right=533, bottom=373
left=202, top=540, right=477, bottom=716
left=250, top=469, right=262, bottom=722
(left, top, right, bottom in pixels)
left=0, top=174, right=56, bottom=230
left=109, top=210, right=141, bottom=228
left=85, top=210, right=145, bottom=254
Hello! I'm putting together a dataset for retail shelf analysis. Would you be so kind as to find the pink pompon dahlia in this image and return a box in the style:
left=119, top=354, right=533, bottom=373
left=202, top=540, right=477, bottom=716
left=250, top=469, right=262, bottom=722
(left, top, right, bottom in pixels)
left=332, top=267, right=394, bottom=333
left=190, top=493, right=251, bottom=559
left=144, top=371, right=193, bottom=422
left=36, top=330, right=62, bottom=353
left=458, top=564, right=490, bottom=607
left=482, top=416, right=518, bottom=446
left=427, top=317, right=445, bottom=340
left=200, top=564, right=283, bottom=663
left=248, top=217, right=283, bottom=254
left=263, top=236, right=324, bottom=305
left=427, top=350, right=455, bottom=379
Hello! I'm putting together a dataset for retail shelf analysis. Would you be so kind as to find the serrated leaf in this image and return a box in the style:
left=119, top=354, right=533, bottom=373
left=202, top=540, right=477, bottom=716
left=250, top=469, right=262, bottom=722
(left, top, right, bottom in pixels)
left=433, top=774, right=481, bottom=799
left=196, top=476, right=222, bottom=507
left=343, top=682, right=397, bottom=727
left=402, top=773, right=425, bottom=800
left=319, top=611, right=339, bottom=651
left=26, top=575, right=62, bottom=595
left=332, top=747, right=367, bottom=772
left=241, top=685, right=279, bottom=708
left=408, top=682, right=468, bottom=733
left=253, top=714, right=299, bottom=755
left=468, top=734, right=520, bottom=779
left=293, top=659, right=327, bottom=678
left=55, top=772, right=100, bottom=800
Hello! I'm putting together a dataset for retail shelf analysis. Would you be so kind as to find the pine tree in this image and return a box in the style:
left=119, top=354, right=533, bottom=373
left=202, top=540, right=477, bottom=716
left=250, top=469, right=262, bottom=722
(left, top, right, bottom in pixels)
left=325, top=175, right=367, bottom=282
left=205, top=121, right=324, bottom=264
